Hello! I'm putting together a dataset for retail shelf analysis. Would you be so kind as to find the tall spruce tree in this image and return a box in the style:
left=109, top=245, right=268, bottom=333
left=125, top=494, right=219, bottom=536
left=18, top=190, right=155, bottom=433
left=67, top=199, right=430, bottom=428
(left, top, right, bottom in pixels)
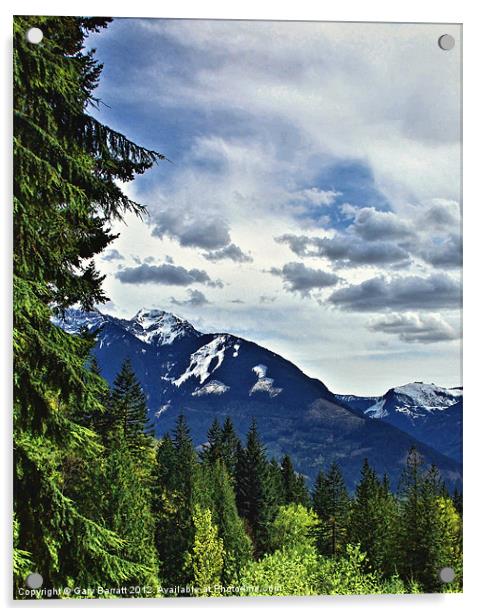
left=235, top=419, right=277, bottom=556
left=154, top=416, right=200, bottom=587
left=280, top=454, right=310, bottom=507
left=220, top=416, right=241, bottom=479
left=103, top=440, right=159, bottom=592
left=109, top=359, right=154, bottom=457
left=198, top=460, right=253, bottom=585
left=200, top=417, right=223, bottom=465
left=312, top=463, right=350, bottom=557
left=13, top=15, right=165, bottom=592
left=397, top=449, right=462, bottom=591
left=349, top=459, right=399, bottom=575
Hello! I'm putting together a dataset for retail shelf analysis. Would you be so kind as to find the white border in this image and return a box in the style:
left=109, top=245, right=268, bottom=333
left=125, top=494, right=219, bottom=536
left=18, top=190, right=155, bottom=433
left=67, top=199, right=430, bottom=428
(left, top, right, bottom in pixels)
left=1, top=1, right=480, bottom=614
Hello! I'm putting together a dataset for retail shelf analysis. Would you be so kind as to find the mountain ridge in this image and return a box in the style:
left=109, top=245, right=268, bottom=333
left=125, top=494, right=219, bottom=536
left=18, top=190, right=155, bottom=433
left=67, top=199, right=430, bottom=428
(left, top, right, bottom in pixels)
left=55, top=307, right=462, bottom=490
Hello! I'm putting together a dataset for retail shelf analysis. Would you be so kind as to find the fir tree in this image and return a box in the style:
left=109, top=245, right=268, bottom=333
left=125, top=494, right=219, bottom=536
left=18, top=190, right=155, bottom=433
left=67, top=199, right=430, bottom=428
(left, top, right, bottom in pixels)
left=200, top=417, right=223, bottom=465
left=13, top=15, right=165, bottom=592
left=220, top=416, right=240, bottom=479
left=312, top=463, right=350, bottom=557
left=235, top=419, right=277, bottom=555
left=280, top=454, right=310, bottom=507
left=154, top=416, right=199, bottom=587
left=397, top=450, right=462, bottom=591
left=349, top=459, right=399, bottom=575
left=109, top=359, right=154, bottom=456
left=103, top=440, right=159, bottom=592
left=186, top=506, right=225, bottom=596
left=198, top=460, right=253, bottom=585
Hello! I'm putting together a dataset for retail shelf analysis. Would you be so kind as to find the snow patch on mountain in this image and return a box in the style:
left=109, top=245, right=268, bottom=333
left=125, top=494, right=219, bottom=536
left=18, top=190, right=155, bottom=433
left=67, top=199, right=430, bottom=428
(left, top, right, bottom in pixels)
left=192, top=380, right=230, bottom=397
left=155, top=403, right=171, bottom=418
left=250, top=364, right=282, bottom=398
left=233, top=343, right=240, bottom=358
left=364, top=397, right=388, bottom=419
left=174, top=336, right=228, bottom=386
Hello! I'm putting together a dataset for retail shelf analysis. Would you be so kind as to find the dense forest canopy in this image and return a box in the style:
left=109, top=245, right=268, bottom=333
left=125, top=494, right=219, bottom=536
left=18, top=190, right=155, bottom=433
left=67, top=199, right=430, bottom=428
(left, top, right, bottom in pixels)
left=12, top=16, right=462, bottom=598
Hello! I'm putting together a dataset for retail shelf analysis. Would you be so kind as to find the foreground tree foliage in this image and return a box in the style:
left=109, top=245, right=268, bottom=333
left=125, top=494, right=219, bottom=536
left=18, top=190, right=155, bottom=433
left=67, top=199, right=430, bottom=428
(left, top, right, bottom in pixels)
left=13, top=15, right=165, bottom=594
left=13, top=15, right=462, bottom=599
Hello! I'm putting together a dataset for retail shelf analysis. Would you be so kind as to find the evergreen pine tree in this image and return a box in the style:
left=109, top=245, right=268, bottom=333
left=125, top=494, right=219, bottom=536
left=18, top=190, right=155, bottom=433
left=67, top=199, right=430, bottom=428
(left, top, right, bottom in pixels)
left=220, top=417, right=241, bottom=479
left=280, top=454, right=310, bottom=507
left=235, top=419, right=277, bottom=556
left=13, top=15, right=165, bottom=592
left=186, top=506, right=225, bottom=596
left=109, top=359, right=154, bottom=456
left=103, top=440, right=159, bottom=592
left=349, top=459, right=399, bottom=575
left=312, top=463, right=350, bottom=557
left=154, top=416, right=200, bottom=587
left=198, top=460, right=253, bottom=585
left=200, top=417, right=223, bottom=465
left=397, top=449, right=462, bottom=591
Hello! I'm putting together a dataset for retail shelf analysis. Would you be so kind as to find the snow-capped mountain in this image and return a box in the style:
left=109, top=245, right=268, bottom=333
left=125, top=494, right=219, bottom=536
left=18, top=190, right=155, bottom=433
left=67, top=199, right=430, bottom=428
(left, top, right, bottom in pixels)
left=55, top=308, right=462, bottom=489
left=336, top=382, right=463, bottom=462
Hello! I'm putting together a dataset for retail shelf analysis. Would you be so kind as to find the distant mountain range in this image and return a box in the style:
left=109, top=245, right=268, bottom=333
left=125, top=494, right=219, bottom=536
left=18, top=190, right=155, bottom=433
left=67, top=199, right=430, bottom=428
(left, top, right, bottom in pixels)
left=337, top=383, right=462, bottom=463
left=55, top=308, right=462, bottom=491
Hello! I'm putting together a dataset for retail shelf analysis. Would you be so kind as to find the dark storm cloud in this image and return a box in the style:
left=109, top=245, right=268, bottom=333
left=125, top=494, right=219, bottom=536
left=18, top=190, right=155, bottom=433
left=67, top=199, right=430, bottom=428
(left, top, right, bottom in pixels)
left=171, top=289, right=210, bottom=307
left=101, top=249, right=124, bottom=262
left=369, top=313, right=460, bottom=343
left=203, top=243, right=253, bottom=263
left=151, top=208, right=231, bottom=250
left=328, top=273, right=461, bottom=312
left=276, top=234, right=411, bottom=267
left=270, top=262, right=341, bottom=295
left=116, top=263, right=223, bottom=287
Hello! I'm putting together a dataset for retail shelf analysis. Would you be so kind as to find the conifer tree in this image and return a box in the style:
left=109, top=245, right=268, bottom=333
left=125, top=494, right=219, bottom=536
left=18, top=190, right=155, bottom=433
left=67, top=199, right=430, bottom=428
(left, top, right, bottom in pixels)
left=198, top=460, right=253, bottom=584
left=74, top=356, right=112, bottom=439
left=349, top=459, right=399, bottom=575
left=13, top=15, right=165, bottom=591
left=397, top=450, right=462, bottom=591
left=220, top=416, right=241, bottom=479
left=235, top=419, right=277, bottom=555
left=109, top=359, right=154, bottom=457
left=280, top=454, right=310, bottom=507
left=154, top=416, right=200, bottom=587
left=186, top=506, right=225, bottom=596
left=312, top=463, right=350, bottom=557
left=200, top=417, right=223, bottom=465
left=103, top=440, right=159, bottom=592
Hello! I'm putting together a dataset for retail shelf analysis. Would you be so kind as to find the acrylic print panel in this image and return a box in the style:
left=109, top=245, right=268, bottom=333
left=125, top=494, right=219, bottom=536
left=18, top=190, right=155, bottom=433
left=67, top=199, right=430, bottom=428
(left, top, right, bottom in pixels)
left=13, top=16, right=462, bottom=599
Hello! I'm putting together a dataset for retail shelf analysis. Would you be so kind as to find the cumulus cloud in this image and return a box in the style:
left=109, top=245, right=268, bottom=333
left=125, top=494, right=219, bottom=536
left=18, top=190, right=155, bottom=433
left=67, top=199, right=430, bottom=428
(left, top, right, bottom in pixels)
left=420, top=233, right=462, bottom=269
left=102, top=249, right=124, bottom=262
left=345, top=206, right=414, bottom=242
left=151, top=208, right=231, bottom=250
left=115, top=263, right=223, bottom=287
left=328, top=273, right=461, bottom=312
left=270, top=262, right=341, bottom=295
left=276, top=233, right=411, bottom=267
left=369, top=312, right=460, bottom=343
left=203, top=243, right=253, bottom=263
left=171, top=289, right=210, bottom=306
left=421, top=200, right=461, bottom=231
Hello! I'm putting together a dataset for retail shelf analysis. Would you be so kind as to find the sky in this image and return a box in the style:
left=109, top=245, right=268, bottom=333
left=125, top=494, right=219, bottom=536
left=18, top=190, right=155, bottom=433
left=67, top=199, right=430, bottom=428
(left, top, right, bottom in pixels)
left=86, top=19, right=462, bottom=395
